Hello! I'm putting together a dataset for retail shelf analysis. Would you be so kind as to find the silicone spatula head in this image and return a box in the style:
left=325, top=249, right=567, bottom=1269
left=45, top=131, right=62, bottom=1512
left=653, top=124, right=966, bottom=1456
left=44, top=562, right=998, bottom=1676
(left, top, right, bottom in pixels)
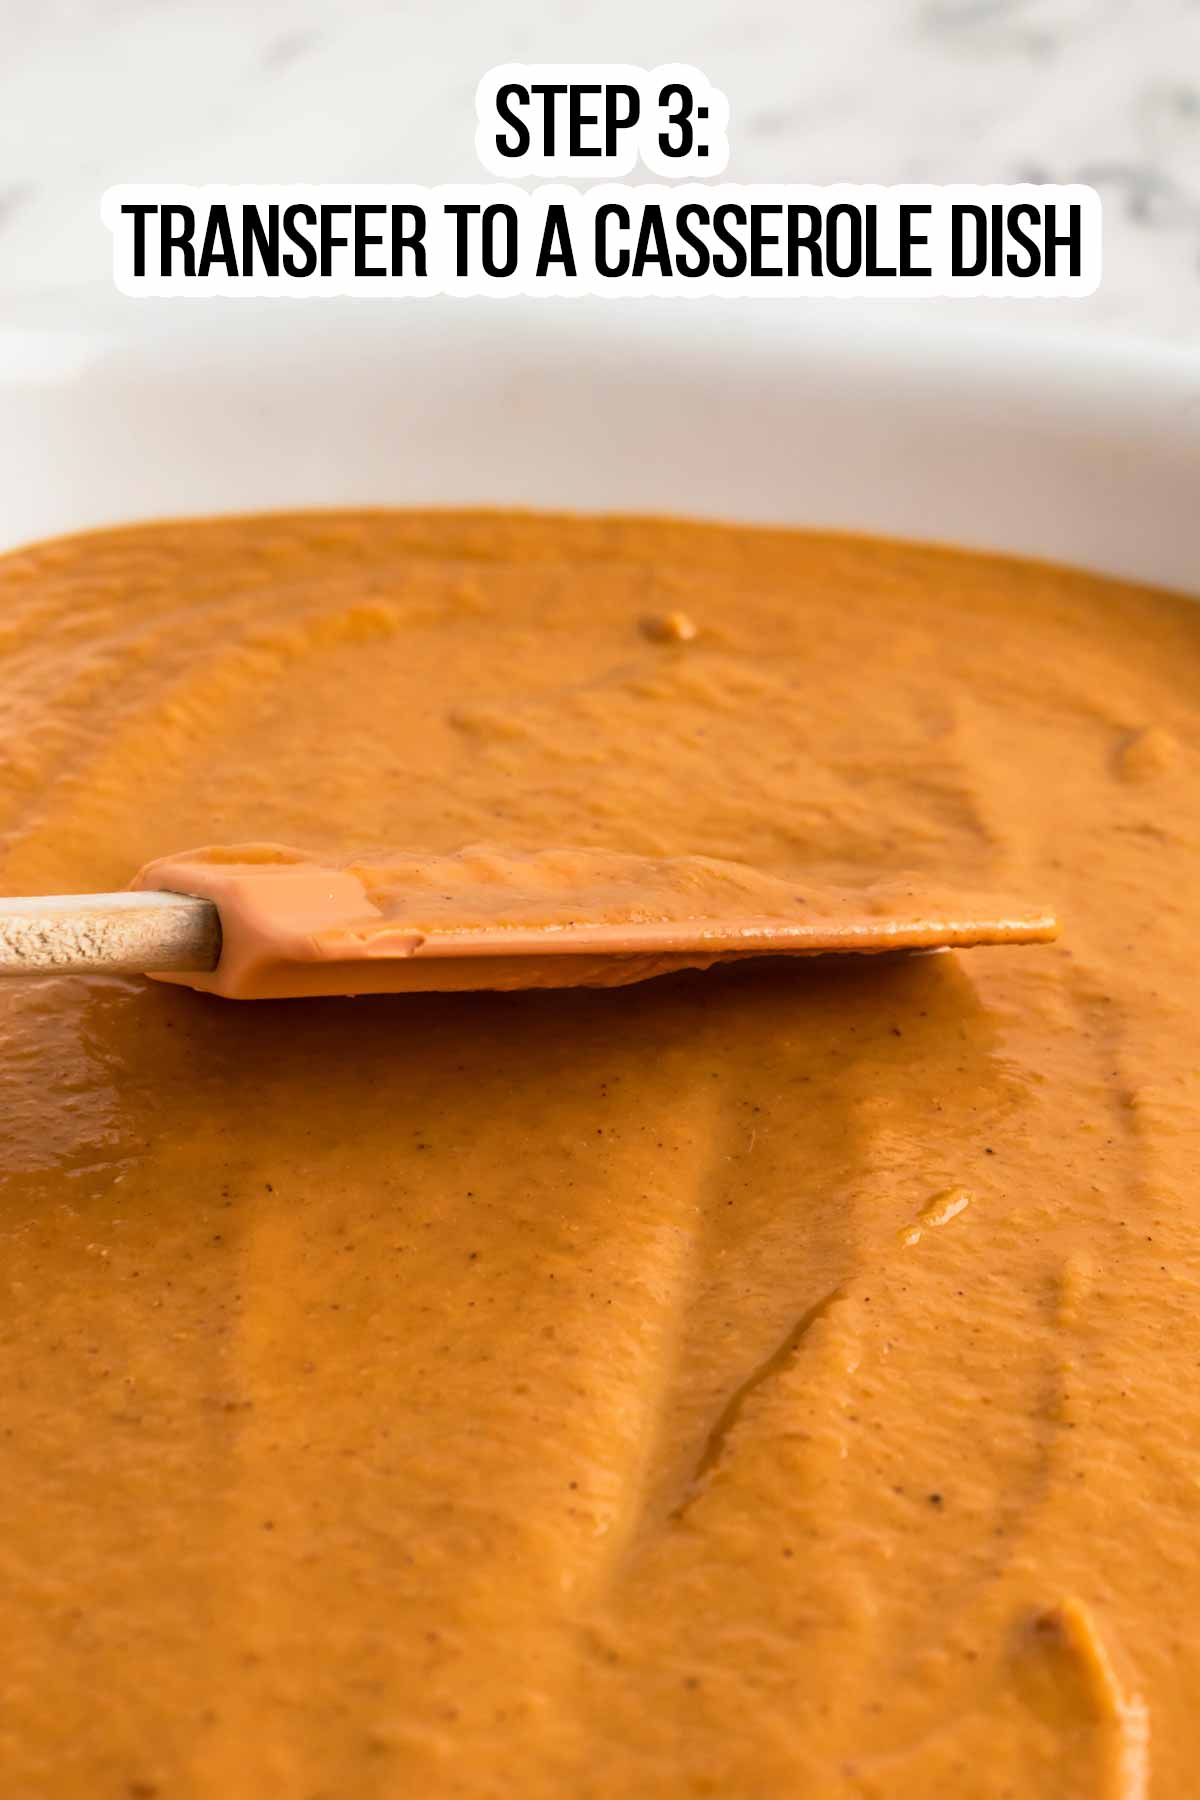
left=113, top=842, right=1058, bottom=999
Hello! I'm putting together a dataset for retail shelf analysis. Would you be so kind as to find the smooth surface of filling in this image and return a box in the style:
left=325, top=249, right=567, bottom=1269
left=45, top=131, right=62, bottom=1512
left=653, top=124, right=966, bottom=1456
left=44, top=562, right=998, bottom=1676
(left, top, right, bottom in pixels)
left=1, top=511, right=1197, bottom=1798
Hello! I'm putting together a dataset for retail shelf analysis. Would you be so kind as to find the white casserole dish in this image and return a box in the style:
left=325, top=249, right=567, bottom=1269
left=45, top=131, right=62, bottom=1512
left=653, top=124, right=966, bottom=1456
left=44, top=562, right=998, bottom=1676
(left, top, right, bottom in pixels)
left=0, top=295, right=1197, bottom=595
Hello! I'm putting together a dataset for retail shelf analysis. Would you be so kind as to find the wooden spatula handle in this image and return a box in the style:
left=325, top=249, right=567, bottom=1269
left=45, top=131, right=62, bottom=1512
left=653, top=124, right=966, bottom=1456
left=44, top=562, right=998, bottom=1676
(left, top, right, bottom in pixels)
left=0, top=891, right=221, bottom=975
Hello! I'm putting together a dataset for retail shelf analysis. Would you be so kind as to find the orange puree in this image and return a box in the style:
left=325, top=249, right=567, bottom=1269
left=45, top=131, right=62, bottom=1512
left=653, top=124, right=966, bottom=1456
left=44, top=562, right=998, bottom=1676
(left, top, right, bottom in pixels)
left=131, top=842, right=1057, bottom=996
left=1, top=510, right=1197, bottom=1798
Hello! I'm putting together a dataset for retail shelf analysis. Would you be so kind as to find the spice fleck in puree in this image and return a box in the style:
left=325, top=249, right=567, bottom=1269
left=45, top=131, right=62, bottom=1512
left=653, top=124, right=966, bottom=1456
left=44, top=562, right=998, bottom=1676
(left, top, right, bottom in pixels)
left=1, top=511, right=1197, bottom=1799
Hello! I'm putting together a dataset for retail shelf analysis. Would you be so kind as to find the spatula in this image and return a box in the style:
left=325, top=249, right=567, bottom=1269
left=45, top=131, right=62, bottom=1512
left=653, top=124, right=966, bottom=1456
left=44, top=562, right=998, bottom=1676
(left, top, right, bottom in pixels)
left=0, top=843, right=1057, bottom=999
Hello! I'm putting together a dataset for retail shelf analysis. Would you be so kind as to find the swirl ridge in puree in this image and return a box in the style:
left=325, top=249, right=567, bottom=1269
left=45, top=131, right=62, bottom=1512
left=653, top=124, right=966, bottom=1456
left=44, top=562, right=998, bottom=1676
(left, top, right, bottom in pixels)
left=1, top=509, right=1196, bottom=1798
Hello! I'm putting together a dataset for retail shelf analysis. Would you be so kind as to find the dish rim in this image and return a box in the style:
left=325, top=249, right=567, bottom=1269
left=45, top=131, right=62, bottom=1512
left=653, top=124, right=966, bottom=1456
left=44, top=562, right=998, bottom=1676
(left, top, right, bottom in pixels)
left=0, top=296, right=1197, bottom=596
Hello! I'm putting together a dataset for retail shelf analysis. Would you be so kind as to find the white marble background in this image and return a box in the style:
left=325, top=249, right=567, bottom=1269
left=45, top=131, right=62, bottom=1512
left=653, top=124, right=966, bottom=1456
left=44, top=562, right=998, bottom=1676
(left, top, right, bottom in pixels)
left=0, top=0, right=1198, bottom=343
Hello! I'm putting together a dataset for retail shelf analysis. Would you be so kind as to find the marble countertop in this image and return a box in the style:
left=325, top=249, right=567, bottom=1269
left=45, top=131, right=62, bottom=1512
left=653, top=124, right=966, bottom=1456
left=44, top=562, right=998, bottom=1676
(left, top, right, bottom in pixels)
left=1, top=0, right=1197, bottom=344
